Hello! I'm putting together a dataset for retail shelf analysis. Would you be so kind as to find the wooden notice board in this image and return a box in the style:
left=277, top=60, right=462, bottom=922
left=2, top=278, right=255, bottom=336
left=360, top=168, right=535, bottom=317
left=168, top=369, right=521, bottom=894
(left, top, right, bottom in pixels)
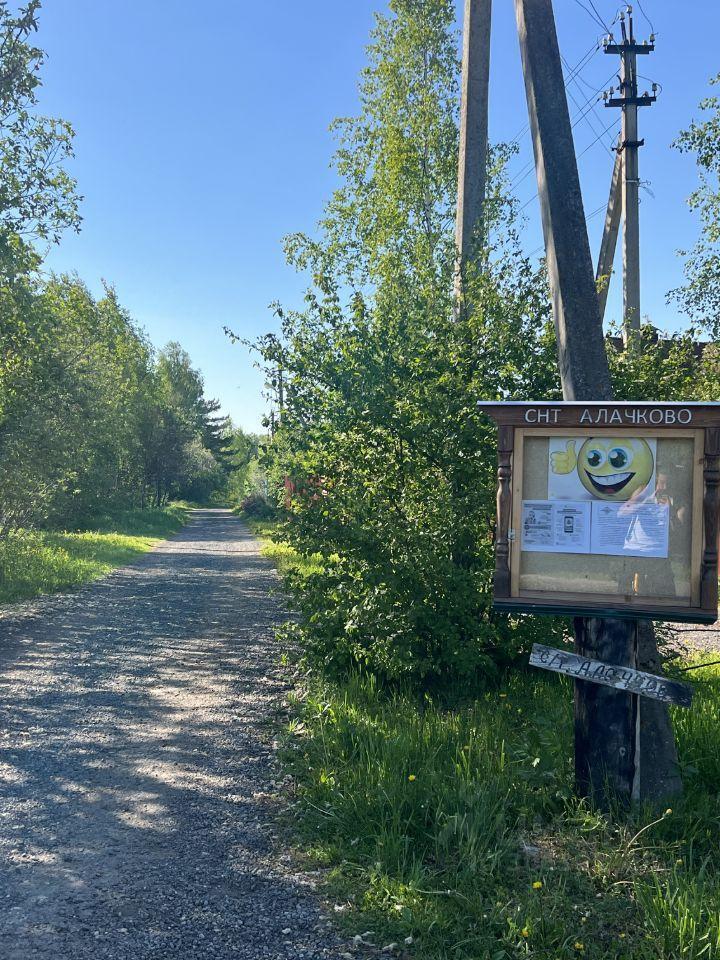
left=478, top=402, right=720, bottom=623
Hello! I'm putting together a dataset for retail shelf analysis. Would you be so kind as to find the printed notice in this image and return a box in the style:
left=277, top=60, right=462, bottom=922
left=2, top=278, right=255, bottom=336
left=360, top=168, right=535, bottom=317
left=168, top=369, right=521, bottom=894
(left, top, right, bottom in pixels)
left=590, top=500, right=670, bottom=559
left=522, top=500, right=591, bottom=554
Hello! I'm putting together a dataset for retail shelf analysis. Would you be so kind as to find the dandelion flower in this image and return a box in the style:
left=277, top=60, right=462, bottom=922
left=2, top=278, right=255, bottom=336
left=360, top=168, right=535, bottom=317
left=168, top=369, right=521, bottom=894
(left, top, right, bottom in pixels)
left=619, top=933, right=626, bottom=939
left=574, top=943, right=584, bottom=952
left=521, top=927, right=530, bottom=938
left=408, top=774, right=416, bottom=782
left=532, top=881, right=543, bottom=890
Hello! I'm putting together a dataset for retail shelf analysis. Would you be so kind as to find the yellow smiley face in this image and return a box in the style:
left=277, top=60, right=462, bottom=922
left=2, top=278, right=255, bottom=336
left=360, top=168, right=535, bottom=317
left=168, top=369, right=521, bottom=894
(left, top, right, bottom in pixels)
left=577, top=437, right=654, bottom=501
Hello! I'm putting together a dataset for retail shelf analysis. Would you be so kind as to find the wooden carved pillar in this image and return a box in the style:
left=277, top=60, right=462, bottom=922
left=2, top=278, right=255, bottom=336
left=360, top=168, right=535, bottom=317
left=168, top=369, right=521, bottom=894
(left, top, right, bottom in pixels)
left=494, top=425, right=514, bottom=598
left=701, top=426, right=720, bottom=613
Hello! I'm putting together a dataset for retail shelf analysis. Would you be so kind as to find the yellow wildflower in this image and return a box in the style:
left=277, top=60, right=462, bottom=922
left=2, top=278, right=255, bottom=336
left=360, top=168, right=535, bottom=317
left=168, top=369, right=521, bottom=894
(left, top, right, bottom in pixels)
left=521, top=927, right=530, bottom=938
left=665, top=808, right=673, bottom=816
left=532, top=881, right=543, bottom=890
left=574, top=943, right=585, bottom=952
left=408, top=774, right=416, bottom=782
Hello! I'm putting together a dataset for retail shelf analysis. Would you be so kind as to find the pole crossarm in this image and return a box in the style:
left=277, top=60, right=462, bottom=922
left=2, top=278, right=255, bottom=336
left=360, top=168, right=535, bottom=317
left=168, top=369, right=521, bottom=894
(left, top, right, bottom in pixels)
left=606, top=94, right=656, bottom=108
left=604, top=41, right=654, bottom=54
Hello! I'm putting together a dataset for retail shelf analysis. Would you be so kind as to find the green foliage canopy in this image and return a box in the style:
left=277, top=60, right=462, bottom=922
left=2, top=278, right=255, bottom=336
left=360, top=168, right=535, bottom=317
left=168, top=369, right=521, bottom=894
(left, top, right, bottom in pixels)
left=672, top=73, right=720, bottom=337
left=243, top=0, right=563, bottom=690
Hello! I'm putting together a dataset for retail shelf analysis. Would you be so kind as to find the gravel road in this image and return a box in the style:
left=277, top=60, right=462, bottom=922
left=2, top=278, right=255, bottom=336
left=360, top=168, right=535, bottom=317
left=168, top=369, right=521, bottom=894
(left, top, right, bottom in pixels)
left=0, top=510, right=343, bottom=960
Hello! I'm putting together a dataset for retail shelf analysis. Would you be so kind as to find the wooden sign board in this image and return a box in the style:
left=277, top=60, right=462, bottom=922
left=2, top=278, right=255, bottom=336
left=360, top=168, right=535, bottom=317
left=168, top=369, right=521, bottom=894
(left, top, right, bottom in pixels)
left=530, top=643, right=693, bottom=708
left=478, top=402, right=720, bottom=624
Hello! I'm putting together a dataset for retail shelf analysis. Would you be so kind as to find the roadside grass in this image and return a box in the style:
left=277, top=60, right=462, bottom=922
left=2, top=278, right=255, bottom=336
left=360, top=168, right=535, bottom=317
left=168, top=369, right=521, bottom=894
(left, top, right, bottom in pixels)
left=257, top=520, right=720, bottom=959
left=0, top=502, right=190, bottom=604
left=243, top=516, right=324, bottom=579
left=283, top=663, right=720, bottom=960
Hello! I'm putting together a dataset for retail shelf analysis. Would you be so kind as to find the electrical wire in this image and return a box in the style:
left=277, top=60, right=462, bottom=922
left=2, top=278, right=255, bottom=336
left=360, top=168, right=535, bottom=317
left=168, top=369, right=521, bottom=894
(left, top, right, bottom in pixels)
left=635, top=0, right=656, bottom=35
left=517, top=118, right=620, bottom=214
left=637, top=74, right=662, bottom=94
left=526, top=203, right=607, bottom=258
left=509, top=75, right=617, bottom=190
left=505, top=40, right=601, bottom=148
left=561, top=53, right=617, bottom=157
left=586, top=0, right=614, bottom=33
left=572, top=0, right=611, bottom=34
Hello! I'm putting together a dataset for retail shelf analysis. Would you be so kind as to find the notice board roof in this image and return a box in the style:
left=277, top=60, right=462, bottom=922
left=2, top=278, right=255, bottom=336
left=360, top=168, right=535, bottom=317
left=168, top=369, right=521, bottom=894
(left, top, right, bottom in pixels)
left=477, top=401, right=720, bottom=428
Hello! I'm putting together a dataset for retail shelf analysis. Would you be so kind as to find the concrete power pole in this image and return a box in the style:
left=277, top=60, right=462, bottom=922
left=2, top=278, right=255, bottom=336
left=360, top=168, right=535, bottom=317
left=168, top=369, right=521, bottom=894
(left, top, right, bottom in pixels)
left=455, top=0, right=492, bottom=302
left=514, top=0, right=679, bottom=804
left=604, top=7, right=656, bottom=341
left=596, top=143, right=622, bottom=322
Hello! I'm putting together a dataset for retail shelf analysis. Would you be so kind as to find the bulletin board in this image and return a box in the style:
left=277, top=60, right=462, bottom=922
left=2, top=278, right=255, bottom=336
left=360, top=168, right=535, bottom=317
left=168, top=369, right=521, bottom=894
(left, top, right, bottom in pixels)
left=478, top=402, right=720, bottom=623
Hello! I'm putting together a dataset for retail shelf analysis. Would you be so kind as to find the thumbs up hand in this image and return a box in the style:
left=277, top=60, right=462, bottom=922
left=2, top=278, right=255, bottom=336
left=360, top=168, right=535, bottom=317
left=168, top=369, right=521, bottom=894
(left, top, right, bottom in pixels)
left=550, top=439, right=577, bottom=475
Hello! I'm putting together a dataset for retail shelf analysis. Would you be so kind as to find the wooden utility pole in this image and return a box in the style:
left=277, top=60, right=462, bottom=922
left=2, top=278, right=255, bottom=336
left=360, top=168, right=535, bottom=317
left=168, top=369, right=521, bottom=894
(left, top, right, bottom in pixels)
left=604, top=8, right=656, bottom=340
left=514, top=0, right=679, bottom=804
left=455, top=0, right=492, bottom=296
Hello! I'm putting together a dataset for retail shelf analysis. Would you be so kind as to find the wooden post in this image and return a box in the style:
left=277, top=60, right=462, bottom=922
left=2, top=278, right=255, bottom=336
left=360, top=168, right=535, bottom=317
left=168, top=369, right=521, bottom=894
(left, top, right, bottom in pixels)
left=513, top=0, right=680, bottom=805
left=494, top=425, right=513, bottom=597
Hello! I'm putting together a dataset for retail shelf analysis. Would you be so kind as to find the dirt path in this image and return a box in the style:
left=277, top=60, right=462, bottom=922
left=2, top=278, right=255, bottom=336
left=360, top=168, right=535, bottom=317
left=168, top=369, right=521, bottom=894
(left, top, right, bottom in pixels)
left=0, top=510, right=341, bottom=960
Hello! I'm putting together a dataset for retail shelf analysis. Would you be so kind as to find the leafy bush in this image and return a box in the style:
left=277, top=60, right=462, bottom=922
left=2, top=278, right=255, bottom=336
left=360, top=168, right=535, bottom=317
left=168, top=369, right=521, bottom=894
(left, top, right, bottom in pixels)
left=240, top=492, right=276, bottom=521
left=242, top=0, right=564, bottom=690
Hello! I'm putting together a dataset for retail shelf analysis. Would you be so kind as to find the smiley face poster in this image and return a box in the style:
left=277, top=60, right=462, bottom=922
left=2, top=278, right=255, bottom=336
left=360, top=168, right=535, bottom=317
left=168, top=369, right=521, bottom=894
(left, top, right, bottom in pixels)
left=547, top=436, right=657, bottom=502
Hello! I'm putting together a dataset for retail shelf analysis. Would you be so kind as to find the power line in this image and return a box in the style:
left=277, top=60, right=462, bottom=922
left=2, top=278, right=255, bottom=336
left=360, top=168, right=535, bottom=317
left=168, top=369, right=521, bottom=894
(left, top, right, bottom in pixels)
left=505, top=40, right=600, bottom=148
left=572, top=0, right=611, bottom=34
left=509, top=72, right=616, bottom=188
left=576, top=117, right=619, bottom=161
left=517, top=117, right=620, bottom=213
left=635, top=0, right=656, bottom=35
left=527, top=203, right=607, bottom=258
left=561, top=54, right=617, bottom=157
left=586, top=0, right=613, bottom=33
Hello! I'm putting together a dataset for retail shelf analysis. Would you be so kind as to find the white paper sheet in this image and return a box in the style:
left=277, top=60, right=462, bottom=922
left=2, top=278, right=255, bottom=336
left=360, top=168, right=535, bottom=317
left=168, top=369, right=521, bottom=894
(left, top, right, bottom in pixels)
left=521, top=500, right=591, bottom=554
left=590, top=500, right=670, bottom=558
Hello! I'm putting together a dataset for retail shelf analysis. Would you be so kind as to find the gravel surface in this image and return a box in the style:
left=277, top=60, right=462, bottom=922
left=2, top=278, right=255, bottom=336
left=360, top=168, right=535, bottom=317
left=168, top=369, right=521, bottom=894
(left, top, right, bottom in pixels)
left=665, top=621, right=720, bottom=657
left=0, top=509, right=344, bottom=960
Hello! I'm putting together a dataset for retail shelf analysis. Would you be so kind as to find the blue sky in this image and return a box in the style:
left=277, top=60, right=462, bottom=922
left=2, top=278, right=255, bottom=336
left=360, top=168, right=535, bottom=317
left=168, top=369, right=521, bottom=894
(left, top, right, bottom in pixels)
left=37, top=1, right=720, bottom=431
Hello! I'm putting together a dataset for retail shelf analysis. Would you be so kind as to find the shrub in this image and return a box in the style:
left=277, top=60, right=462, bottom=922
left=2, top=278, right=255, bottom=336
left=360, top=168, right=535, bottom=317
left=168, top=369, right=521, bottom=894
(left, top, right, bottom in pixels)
left=240, top=493, right=276, bottom=521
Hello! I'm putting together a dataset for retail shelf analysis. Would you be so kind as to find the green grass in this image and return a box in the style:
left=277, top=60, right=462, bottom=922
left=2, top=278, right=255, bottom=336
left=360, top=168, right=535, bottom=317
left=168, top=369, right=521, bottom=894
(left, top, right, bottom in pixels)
left=243, top=516, right=324, bottom=578
left=281, top=665, right=720, bottom=960
left=256, top=521, right=720, bottom=959
left=0, top=503, right=190, bottom=604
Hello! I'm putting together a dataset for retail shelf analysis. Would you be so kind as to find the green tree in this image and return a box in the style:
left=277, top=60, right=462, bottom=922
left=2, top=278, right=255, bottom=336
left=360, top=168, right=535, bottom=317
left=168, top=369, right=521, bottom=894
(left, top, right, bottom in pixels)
left=0, top=0, right=80, bottom=275
left=239, top=0, right=561, bottom=689
left=142, top=343, right=229, bottom=505
left=672, top=73, right=720, bottom=336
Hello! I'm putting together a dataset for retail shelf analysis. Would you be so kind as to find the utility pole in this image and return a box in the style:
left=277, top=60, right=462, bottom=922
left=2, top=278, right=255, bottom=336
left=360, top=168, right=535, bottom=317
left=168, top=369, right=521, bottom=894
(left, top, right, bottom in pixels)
left=514, top=0, right=679, bottom=804
left=596, top=143, right=622, bottom=322
left=514, top=0, right=611, bottom=403
left=455, top=0, right=492, bottom=304
left=603, top=7, right=656, bottom=341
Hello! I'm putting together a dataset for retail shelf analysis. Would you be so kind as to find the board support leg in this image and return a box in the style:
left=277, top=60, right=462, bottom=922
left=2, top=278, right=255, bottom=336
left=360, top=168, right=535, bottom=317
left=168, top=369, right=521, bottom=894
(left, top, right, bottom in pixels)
left=573, top=616, right=637, bottom=806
